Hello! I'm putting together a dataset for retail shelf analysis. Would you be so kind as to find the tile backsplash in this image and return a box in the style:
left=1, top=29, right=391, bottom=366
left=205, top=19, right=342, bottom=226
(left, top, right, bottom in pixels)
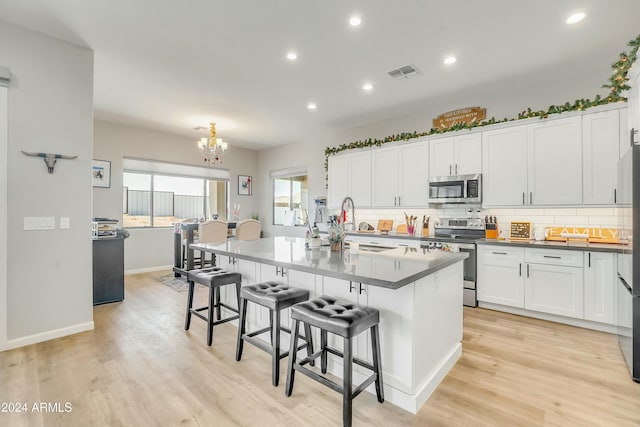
left=349, top=206, right=620, bottom=236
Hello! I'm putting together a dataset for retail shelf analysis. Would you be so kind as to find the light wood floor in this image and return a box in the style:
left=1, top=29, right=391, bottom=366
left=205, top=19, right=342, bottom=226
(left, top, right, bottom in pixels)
left=1, top=271, right=639, bottom=427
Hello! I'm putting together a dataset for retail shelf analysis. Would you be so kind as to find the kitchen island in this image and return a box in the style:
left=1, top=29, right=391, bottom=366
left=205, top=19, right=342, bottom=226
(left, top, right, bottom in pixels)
left=191, top=236, right=467, bottom=413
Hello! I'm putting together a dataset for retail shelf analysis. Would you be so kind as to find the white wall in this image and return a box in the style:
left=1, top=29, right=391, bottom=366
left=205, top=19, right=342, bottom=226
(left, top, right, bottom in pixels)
left=0, top=20, right=94, bottom=346
left=93, top=120, right=260, bottom=272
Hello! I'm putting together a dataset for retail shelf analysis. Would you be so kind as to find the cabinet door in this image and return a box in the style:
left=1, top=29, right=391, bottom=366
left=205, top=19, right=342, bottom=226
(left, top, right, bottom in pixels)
left=528, top=116, right=582, bottom=205
left=327, top=154, right=351, bottom=209
left=454, top=133, right=482, bottom=175
left=372, top=146, right=399, bottom=206
left=619, top=107, right=630, bottom=160
left=429, top=137, right=454, bottom=176
left=524, top=263, right=584, bottom=318
left=477, top=246, right=525, bottom=307
left=482, top=126, right=528, bottom=206
left=583, top=110, right=619, bottom=205
left=397, top=141, right=428, bottom=206
left=584, top=252, right=616, bottom=324
left=350, top=150, right=372, bottom=207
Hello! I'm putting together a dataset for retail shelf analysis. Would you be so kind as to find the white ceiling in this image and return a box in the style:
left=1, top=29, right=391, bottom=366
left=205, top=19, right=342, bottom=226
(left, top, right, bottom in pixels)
left=1, top=0, right=639, bottom=150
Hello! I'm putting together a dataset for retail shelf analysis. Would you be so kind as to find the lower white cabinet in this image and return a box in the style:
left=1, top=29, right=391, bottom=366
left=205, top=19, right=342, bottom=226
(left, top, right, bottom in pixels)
left=478, top=245, right=616, bottom=324
left=524, top=262, right=583, bottom=318
left=583, top=251, right=616, bottom=324
left=477, top=246, right=525, bottom=308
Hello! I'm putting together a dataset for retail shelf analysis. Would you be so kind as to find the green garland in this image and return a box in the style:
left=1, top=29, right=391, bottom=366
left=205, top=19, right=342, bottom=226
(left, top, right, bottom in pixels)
left=324, top=34, right=640, bottom=174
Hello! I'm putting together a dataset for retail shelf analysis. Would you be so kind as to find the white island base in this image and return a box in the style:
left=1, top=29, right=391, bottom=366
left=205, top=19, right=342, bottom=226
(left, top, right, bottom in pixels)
left=215, top=256, right=463, bottom=414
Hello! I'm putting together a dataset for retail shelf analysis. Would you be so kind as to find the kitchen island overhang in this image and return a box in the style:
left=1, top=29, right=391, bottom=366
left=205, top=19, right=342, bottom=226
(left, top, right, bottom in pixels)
left=190, top=237, right=467, bottom=414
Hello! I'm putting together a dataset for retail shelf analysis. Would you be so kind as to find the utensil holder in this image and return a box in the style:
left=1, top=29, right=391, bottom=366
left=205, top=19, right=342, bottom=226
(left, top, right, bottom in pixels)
left=422, top=227, right=429, bottom=237
left=330, top=241, right=343, bottom=252
left=407, top=225, right=415, bottom=235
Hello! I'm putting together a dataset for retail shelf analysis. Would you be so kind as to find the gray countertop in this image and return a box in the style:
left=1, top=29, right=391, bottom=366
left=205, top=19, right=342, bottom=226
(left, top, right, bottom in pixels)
left=476, top=238, right=629, bottom=253
left=191, top=236, right=467, bottom=290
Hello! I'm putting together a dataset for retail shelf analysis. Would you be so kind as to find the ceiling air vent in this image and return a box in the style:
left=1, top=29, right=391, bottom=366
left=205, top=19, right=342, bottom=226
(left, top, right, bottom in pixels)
left=387, top=64, right=419, bottom=80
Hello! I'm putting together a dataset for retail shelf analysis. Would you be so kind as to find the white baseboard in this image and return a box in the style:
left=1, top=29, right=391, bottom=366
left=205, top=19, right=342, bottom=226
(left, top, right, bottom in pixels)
left=478, top=302, right=618, bottom=334
left=125, top=265, right=173, bottom=275
left=6, top=321, right=94, bottom=351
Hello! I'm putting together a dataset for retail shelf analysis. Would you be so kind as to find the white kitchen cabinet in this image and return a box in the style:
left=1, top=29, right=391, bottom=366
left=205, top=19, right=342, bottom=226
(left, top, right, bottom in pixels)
left=583, top=251, right=616, bottom=324
left=327, top=154, right=350, bottom=209
left=482, top=126, right=528, bottom=206
left=524, top=262, right=584, bottom=319
left=625, top=69, right=640, bottom=159
left=429, top=132, right=481, bottom=177
left=527, top=116, right=582, bottom=205
left=477, top=245, right=525, bottom=308
left=479, top=245, right=587, bottom=320
left=397, top=141, right=429, bottom=207
left=583, top=110, right=620, bottom=204
left=372, top=145, right=399, bottom=207
left=372, top=140, right=429, bottom=207
left=327, top=149, right=372, bottom=209
left=619, top=107, right=630, bottom=159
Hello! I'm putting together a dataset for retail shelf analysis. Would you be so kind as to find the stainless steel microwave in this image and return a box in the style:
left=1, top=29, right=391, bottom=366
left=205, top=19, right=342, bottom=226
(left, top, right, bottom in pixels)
left=428, top=173, right=482, bottom=204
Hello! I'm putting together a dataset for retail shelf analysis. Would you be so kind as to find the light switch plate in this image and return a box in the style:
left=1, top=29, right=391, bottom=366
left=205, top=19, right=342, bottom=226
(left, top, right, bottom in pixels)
left=24, top=216, right=55, bottom=230
left=60, top=217, right=70, bottom=229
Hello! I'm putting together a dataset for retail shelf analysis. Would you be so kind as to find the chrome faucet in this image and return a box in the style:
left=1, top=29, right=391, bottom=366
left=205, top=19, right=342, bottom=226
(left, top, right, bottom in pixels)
left=340, top=196, right=355, bottom=232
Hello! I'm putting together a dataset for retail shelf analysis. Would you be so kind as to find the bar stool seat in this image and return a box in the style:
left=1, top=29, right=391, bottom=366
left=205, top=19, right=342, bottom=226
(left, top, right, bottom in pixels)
left=285, top=295, right=384, bottom=427
left=185, top=267, right=242, bottom=346
left=236, top=281, right=314, bottom=386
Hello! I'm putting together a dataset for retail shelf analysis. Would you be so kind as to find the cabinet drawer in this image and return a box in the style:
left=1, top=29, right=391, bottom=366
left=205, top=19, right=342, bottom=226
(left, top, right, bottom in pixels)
left=524, top=248, right=583, bottom=267
left=478, top=245, right=524, bottom=262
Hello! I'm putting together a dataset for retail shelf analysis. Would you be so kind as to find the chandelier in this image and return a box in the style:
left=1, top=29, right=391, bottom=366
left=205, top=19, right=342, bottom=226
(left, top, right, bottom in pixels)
left=196, top=122, right=228, bottom=165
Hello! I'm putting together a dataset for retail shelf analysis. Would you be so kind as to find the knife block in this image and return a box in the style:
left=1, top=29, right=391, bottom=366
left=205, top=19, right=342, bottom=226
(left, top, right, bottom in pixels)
left=485, top=223, right=498, bottom=239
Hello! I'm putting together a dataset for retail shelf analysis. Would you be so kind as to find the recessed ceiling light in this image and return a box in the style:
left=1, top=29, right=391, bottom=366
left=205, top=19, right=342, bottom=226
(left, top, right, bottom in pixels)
left=443, top=56, right=457, bottom=65
left=307, top=103, right=317, bottom=110
left=349, top=16, right=361, bottom=27
left=363, top=83, right=374, bottom=92
left=286, top=51, right=297, bottom=61
left=566, top=12, right=586, bottom=24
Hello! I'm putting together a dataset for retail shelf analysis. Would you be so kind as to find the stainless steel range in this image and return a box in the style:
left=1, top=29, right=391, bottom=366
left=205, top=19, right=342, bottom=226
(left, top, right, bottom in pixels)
left=422, top=217, right=485, bottom=307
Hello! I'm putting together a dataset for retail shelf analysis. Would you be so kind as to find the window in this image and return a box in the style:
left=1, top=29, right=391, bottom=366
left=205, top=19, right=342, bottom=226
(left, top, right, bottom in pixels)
left=273, top=173, right=308, bottom=226
left=122, top=172, right=228, bottom=228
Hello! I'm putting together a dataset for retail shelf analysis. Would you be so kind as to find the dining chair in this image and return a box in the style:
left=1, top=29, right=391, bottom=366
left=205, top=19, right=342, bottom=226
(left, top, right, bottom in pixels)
left=236, top=219, right=261, bottom=241
left=197, top=219, right=228, bottom=266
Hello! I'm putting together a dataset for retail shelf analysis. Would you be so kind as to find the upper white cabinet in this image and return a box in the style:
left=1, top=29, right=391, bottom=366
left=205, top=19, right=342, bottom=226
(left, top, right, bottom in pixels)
left=619, top=107, right=630, bottom=159
left=327, top=149, right=372, bottom=209
left=482, top=126, right=528, bottom=206
left=528, top=116, right=582, bottom=205
left=372, top=141, right=428, bottom=207
left=397, top=141, right=429, bottom=206
left=429, top=133, right=481, bottom=177
left=372, top=145, right=399, bottom=206
left=582, top=110, right=620, bottom=205
left=483, top=116, right=583, bottom=206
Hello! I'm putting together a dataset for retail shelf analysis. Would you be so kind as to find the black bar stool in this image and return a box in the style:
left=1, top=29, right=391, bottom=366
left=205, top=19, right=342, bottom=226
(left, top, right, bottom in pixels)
left=285, top=295, right=384, bottom=427
left=235, top=281, right=314, bottom=386
left=185, top=267, right=242, bottom=346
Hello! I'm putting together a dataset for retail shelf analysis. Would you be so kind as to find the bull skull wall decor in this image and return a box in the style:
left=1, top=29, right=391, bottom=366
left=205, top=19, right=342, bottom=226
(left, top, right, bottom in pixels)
left=21, top=151, right=78, bottom=173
